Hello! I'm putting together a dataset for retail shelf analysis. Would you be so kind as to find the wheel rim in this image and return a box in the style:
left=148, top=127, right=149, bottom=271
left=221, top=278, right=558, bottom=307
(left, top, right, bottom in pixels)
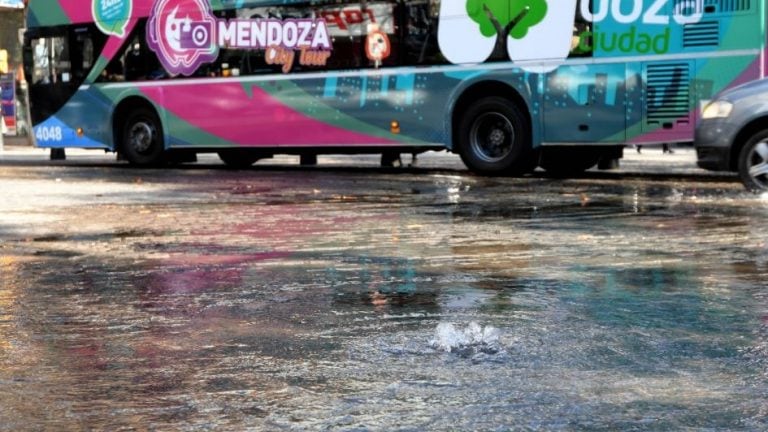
left=747, top=140, right=768, bottom=189
left=127, top=121, right=156, bottom=155
left=469, top=112, right=515, bottom=163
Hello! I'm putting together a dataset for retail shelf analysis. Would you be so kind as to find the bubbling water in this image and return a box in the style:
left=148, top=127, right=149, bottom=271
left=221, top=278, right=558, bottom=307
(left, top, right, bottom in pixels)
left=430, top=322, right=504, bottom=357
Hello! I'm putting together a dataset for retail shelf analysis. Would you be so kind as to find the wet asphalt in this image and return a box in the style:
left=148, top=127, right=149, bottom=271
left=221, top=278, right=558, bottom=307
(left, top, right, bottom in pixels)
left=0, top=146, right=766, bottom=430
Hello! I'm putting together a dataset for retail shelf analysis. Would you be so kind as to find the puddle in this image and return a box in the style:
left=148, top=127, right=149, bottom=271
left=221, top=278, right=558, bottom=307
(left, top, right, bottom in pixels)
left=1, top=165, right=767, bottom=429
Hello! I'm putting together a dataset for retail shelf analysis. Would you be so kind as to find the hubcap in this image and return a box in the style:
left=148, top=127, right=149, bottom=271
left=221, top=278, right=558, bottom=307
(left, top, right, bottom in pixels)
left=128, top=121, right=155, bottom=154
left=747, top=140, right=768, bottom=189
left=470, top=112, right=515, bottom=163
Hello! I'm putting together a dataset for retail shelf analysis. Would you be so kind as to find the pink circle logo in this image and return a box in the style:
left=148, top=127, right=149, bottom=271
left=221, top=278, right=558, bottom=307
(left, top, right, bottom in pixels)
left=147, top=0, right=219, bottom=77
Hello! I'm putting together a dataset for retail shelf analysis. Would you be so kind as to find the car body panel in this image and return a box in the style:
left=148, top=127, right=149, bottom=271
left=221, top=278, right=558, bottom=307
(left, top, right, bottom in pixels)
left=695, top=77, right=768, bottom=171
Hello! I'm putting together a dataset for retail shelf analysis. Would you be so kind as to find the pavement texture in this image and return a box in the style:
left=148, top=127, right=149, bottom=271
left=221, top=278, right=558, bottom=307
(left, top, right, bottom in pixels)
left=0, top=141, right=764, bottom=430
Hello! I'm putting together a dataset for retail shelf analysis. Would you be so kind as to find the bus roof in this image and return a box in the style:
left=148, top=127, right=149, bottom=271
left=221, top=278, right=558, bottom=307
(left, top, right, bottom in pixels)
left=27, top=0, right=318, bottom=29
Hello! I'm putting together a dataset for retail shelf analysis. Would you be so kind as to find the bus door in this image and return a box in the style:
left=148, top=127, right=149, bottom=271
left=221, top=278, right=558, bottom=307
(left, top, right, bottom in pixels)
left=23, top=26, right=105, bottom=126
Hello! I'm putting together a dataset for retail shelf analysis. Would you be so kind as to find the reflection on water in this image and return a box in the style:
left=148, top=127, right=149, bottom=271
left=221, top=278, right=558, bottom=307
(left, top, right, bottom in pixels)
left=0, top=171, right=767, bottom=430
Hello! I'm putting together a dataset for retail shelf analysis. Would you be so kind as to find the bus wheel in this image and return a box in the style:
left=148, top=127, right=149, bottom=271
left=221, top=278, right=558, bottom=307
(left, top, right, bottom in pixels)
left=217, top=149, right=263, bottom=168
left=121, top=108, right=166, bottom=166
left=457, top=97, right=534, bottom=175
left=737, top=130, right=768, bottom=192
left=539, top=147, right=601, bottom=176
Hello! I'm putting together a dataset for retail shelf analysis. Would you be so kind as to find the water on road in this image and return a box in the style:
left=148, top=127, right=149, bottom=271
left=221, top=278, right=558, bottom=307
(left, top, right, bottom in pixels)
left=0, top=157, right=766, bottom=430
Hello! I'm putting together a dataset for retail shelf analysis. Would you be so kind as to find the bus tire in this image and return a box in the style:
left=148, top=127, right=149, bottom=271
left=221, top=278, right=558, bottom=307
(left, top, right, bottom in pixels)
left=120, top=108, right=166, bottom=166
left=539, top=147, right=601, bottom=176
left=218, top=149, right=263, bottom=168
left=457, top=97, right=534, bottom=175
left=737, top=129, right=768, bottom=192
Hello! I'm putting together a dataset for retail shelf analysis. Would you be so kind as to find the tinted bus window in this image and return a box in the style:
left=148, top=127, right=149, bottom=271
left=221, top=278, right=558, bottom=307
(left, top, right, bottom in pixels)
left=402, top=0, right=448, bottom=66
left=25, top=25, right=105, bottom=122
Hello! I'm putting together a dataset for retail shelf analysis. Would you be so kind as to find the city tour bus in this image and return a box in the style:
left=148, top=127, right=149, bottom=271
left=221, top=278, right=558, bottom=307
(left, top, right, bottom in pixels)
left=23, top=0, right=767, bottom=174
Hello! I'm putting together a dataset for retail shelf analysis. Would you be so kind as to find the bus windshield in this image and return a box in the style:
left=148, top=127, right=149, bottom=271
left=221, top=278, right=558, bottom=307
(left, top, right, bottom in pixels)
left=24, top=25, right=106, bottom=124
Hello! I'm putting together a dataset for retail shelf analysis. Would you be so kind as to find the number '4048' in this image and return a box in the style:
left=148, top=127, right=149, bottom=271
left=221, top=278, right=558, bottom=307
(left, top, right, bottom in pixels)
left=35, top=126, right=63, bottom=142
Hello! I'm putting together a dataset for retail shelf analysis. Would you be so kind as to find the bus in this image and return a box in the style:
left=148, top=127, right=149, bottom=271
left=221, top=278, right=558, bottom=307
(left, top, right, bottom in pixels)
left=22, top=0, right=766, bottom=174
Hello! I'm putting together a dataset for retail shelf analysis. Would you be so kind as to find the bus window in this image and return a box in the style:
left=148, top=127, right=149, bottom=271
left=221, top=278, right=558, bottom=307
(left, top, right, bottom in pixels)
left=215, top=9, right=274, bottom=76
left=223, top=1, right=402, bottom=74
left=124, top=41, right=164, bottom=81
left=98, top=21, right=165, bottom=83
left=402, top=0, right=448, bottom=66
left=31, top=36, right=65, bottom=85
left=72, top=28, right=96, bottom=81
left=25, top=25, right=105, bottom=123
left=29, top=28, right=101, bottom=85
left=570, top=9, right=593, bottom=57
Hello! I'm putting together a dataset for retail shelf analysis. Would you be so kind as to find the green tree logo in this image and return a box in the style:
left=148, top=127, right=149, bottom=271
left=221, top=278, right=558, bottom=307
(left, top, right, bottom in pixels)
left=467, top=0, right=548, bottom=61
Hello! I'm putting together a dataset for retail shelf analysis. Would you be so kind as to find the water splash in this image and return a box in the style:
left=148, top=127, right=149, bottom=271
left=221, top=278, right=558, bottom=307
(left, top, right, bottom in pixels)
left=430, top=322, right=503, bottom=357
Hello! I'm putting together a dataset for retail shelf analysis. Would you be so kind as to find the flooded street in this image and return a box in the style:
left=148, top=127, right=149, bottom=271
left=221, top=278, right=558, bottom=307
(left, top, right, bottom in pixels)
left=0, top=151, right=767, bottom=430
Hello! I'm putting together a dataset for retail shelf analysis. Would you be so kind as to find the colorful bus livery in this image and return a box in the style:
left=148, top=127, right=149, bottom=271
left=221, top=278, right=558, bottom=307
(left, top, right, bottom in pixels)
left=23, top=0, right=766, bottom=174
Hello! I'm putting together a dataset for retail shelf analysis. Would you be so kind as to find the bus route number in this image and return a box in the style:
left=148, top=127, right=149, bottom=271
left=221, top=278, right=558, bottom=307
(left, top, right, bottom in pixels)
left=35, top=126, right=64, bottom=142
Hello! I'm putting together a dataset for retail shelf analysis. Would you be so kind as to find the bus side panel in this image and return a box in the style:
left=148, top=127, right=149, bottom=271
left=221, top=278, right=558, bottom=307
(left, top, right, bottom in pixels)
left=542, top=63, right=628, bottom=143
left=137, top=78, right=411, bottom=148
left=104, top=84, right=254, bottom=150
left=586, top=0, right=763, bottom=144
left=105, top=69, right=470, bottom=150
left=33, top=86, right=113, bottom=149
left=276, top=72, right=454, bottom=147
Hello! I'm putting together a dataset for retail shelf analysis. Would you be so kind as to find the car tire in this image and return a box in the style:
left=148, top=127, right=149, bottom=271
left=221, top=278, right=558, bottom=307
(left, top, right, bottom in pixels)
left=456, top=97, right=536, bottom=175
left=218, top=149, right=263, bottom=168
left=737, top=130, right=768, bottom=192
left=120, top=108, right=166, bottom=166
left=539, top=147, right=601, bottom=176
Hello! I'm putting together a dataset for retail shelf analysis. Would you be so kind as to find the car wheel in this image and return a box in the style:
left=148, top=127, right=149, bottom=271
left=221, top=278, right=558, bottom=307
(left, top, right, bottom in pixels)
left=456, top=97, right=536, bottom=175
left=737, top=130, right=768, bottom=192
left=121, top=108, right=166, bottom=166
